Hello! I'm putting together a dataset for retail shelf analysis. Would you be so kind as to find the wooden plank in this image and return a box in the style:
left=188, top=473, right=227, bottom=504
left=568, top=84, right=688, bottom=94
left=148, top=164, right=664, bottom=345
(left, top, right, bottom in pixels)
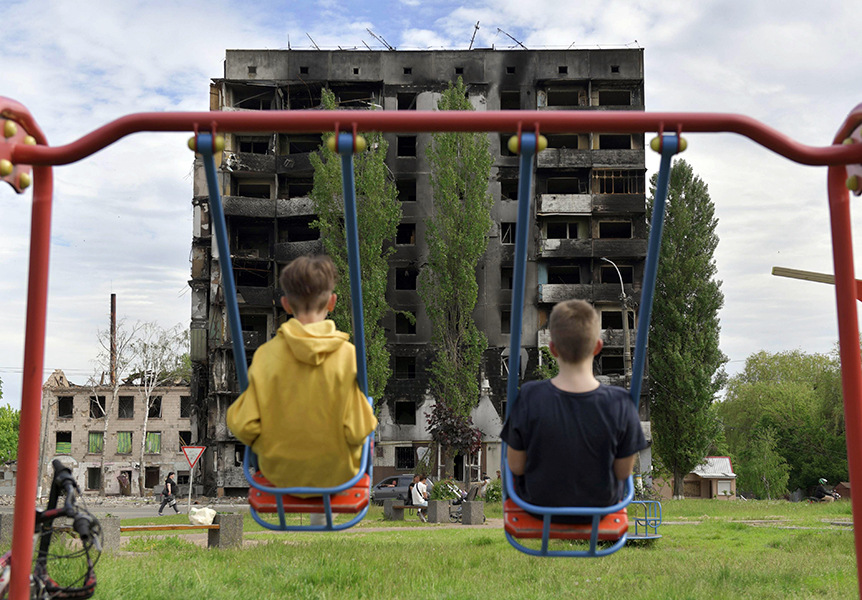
left=771, top=266, right=835, bottom=285
left=120, top=524, right=219, bottom=532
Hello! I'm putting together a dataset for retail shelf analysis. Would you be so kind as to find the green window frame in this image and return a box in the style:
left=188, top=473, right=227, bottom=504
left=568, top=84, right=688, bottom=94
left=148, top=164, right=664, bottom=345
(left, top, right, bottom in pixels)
left=88, top=432, right=104, bottom=454
left=117, top=432, right=132, bottom=454
left=145, top=432, right=161, bottom=454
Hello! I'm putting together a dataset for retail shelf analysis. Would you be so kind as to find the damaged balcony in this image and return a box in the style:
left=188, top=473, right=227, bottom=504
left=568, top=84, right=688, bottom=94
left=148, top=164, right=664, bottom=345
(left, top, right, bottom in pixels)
left=538, top=284, right=592, bottom=303
left=233, top=260, right=274, bottom=309
left=276, top=134, right=320, bottom=176
left=230, top=218, right=272, bottom=260
left=537, top=194, right=591, bottom=215
left=275, top=215, right=323, bottom=262
left=538, top=238, right=592, bottom=258
left=592, top=194, right=646, bottom=214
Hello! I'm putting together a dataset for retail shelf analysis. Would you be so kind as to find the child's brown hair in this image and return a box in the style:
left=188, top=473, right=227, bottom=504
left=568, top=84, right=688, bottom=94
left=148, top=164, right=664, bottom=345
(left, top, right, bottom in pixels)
left=279, top=255, right=338, bottom=313
left=548, top=299, right=600, bottom=363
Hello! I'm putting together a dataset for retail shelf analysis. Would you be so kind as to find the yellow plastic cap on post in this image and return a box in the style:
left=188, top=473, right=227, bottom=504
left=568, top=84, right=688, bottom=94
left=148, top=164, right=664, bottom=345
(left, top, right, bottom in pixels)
left=23, top=135, right=36, bottom=146
left=326, top=136, right=337, bottom=152
left=847, top=175, right=860, bottom=192
left=650, top=136, right=687, bottom=153
left=187, top=137, right=197, bottom=152
left=214, top=136, right=225, bottom=152
left=18, top=172, right=31, bottom=189
left=354, top=135, right=367, bottom=153
left=0, top=160, right=12, bottom=177
left=3, top=121, right=17, bottom=138
left=507, top=136, right=520, bottom=154
left=537, top=135, right=548, bottom=152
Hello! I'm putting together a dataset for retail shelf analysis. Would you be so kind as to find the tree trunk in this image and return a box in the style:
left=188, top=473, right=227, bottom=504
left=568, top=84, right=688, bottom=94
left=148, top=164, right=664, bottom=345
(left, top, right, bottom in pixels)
left=138, top=405, right=150, bottom=497
left=672, top=469, right=685, bottom=500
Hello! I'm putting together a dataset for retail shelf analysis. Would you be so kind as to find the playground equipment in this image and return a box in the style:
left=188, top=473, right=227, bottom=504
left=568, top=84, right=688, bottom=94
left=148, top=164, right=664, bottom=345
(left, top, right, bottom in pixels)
left=2, top=97, right=862, bottom=595
left=626, top=500, right=663, bottom=541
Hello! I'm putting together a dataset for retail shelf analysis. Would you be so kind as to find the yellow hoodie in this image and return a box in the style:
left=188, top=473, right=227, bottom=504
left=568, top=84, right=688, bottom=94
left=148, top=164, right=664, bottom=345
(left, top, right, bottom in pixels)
left=226, top=319, right=377, bottom=490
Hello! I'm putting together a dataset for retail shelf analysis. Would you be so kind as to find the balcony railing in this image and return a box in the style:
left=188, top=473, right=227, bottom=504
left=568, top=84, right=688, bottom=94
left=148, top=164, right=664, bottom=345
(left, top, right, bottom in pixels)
left=537, top=194, right=590, bottom=214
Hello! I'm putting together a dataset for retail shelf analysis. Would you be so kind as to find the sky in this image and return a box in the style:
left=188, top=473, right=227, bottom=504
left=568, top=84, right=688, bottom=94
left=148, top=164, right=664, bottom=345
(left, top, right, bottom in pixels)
left=0, top=0, right=861, bottom=408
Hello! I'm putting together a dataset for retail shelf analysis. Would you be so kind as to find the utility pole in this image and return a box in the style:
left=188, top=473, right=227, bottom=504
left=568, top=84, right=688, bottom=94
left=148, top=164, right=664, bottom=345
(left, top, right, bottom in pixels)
left=601, top=258, right=631, bottom=388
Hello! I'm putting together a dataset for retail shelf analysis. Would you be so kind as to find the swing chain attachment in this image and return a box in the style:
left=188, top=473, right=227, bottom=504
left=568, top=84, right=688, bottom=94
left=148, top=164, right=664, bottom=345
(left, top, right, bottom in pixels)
left=507, top=125, right=548, bottom=155
left=187, top=133, right=225, bottom=154
left=842, top=124, right=862, bottom=196
left=0, top=115, right=36, bottom=192
left=327, top=131, right=368, bottom=155
left=650, top=133, right=688, bottom=154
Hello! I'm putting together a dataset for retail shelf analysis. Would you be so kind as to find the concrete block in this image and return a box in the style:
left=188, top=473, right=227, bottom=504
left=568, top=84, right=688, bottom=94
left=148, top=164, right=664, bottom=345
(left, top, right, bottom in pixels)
left=461, top=501, right=484, bottom=526
left=209, top=513, right=243, bottom=549
left=100, top=516, right=121, bottom=552
left=0, top=514, right=12, bottom=547
left=383, top=499, right=403, bottom=521
left=427, top=500, right=447, bottom=523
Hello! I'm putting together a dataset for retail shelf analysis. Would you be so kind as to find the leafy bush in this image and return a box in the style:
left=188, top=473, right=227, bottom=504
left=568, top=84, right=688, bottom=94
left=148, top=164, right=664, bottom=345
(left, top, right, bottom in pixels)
left=484, top=479, right=502, bottom=503
left=430, top=479, right=463, bottom=501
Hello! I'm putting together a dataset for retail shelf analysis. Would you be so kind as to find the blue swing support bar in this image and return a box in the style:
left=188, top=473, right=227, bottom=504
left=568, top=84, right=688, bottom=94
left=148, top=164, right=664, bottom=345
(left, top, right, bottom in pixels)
left=199, top=132, right=374, bottom=532
left=501, top=133, right=683, bottom=557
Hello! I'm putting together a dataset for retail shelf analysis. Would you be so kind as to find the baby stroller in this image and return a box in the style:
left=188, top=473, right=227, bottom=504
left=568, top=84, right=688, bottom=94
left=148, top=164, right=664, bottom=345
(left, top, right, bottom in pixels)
left=448, top=484, right=485, bottom=523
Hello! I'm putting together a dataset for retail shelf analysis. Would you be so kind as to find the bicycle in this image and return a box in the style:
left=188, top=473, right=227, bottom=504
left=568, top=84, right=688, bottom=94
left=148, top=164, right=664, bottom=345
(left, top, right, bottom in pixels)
left=0, top=459, right=102, bottom=599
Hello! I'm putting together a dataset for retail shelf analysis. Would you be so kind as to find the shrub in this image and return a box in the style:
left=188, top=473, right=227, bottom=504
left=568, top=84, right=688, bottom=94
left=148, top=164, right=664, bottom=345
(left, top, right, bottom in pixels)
left=430, top=479, right=463, bottom=501
left=484, top=479, right=502, bottom=503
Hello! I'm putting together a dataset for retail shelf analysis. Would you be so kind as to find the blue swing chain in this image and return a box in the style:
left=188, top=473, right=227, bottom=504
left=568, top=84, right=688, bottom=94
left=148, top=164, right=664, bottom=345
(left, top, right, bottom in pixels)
left=195, top=131, right=373, bottom=532
left=501, top=132, right=683, bottom=557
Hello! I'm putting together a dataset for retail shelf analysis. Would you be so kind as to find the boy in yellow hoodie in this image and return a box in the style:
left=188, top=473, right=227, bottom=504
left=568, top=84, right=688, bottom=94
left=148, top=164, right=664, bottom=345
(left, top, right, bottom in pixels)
left=226, top=255, right=377, bottom=495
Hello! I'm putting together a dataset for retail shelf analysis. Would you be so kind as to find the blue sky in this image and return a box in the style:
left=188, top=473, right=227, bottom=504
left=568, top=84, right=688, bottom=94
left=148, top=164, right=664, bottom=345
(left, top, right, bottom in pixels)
left=1, top=0, right=861, bottom=407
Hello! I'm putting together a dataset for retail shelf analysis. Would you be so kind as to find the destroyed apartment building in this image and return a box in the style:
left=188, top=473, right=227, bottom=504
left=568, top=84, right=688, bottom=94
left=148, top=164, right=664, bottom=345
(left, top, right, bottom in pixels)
left=189, top=48, right=650, bottom=496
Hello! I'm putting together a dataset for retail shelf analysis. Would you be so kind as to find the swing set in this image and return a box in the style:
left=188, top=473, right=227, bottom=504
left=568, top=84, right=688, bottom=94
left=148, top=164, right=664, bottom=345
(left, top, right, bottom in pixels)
left=2, top=95, right=862, bottom=598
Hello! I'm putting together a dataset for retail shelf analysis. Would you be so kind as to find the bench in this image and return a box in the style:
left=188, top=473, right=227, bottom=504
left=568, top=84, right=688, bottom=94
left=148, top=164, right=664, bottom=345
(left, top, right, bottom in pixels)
left=383, top=499, right=421, bottom=521
left=101, top=513, right=243, bottom=551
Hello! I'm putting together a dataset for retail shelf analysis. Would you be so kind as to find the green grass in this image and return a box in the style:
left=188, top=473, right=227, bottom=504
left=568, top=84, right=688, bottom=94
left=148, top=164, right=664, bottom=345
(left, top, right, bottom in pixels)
left=89, top=500, right=859, bottom=599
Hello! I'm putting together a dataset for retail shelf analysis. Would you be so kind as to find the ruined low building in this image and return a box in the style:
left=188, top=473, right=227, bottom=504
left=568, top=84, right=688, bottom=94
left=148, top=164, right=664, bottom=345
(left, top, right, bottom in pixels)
left=190, top=48, right=649, bottom=494
left=39, top=370, right=194, bottom=496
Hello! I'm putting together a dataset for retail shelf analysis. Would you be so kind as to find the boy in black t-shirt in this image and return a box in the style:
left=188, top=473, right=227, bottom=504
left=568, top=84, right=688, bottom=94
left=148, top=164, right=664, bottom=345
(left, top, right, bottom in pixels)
left=500, top=300, right=647, bottom=521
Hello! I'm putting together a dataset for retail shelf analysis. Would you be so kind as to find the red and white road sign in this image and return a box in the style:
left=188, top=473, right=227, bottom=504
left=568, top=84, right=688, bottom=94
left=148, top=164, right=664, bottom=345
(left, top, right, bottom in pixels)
left=182, top=446, right=206, bottom=469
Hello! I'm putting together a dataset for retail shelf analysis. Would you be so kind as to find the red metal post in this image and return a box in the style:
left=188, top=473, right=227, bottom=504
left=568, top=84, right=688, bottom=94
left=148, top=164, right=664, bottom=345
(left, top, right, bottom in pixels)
left=9, top=165, right=54, bottom=600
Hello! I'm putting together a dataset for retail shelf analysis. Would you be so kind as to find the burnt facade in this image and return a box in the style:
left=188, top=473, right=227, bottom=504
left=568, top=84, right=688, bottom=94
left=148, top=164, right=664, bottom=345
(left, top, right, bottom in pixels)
left=190, top=49, right=648, bottom=495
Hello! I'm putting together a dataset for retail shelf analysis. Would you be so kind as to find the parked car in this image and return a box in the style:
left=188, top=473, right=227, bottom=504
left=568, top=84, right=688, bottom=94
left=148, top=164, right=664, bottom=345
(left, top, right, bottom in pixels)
left=371, top=474, right=435, bottom=505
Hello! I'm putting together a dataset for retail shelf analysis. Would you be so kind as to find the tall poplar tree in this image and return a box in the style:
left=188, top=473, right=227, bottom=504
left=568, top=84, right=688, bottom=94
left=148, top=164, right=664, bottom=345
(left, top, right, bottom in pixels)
left=419, top=78, right=494, bottom=476
left=647, top=159, right=727, bottom=498
left=310, top=88, right=401, bottom=403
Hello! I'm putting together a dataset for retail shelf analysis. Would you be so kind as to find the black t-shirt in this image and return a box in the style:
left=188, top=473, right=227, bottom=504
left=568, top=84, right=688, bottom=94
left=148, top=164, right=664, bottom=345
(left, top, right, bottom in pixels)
left=164, top=477, right=177, bottom=497
left=501, top=381, right=647, bottom=510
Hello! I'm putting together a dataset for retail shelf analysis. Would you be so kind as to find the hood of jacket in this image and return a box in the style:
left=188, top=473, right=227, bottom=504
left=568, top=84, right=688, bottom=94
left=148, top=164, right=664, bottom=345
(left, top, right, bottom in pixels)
left=279, top=319, right=349, bottom=366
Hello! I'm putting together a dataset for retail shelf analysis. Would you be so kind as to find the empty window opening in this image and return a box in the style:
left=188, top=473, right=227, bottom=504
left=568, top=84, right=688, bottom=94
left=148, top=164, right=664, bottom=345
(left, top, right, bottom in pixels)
left=144, top=467, right=160, bottom=489
left=58, top=397, right=73, bottom=419
left=87, top=467, right=101, bottom=491
left=334, top=88, right=377, bottom=108
left=300, top=66, right=309, bottom=75
left=601, top=265, right=633, bottom=284
left=277, top=177, right=314, bottom=199
left=395, top=447, right=415, bottom=470
left=180, top=396, right=191, bottom=418
left=279, top=216, right=320, bottom=242
left=396, top=312, right=417, bottom=335
left=592, top=170, right=645, bottom=195
left=234, top=263, right=269, bottom=287
left=501, top=266, right=513, bottom=290
left=395, top=401, right=417, bottom=425
left=287, top=87, right=321, bottom=109
left=546, top=177, right=588, bottom=195
left=558, top=66, right=568, bottom=74
left=395, top=268, right=419, bottom=290
left=235, top=182, right=271, bottom=199
left=397, top=136, right=417, bottom=157
left=234, top=88, right=274, bottom=110
left=395, top=356, right=417, bottom=379
left=145, top=431, right=161, bottom=454
left=237, top=136, right=270, bottom=154
left=397, top=92, right=417, bottom=110
left=55, top=432, right=71, bottom=454
left=396, top=223, right=416, bottom=245
left=147, top=397, right=162, bottom=419
left=455, top=66, right=464, bottom=75
left=279, top=134, right=320, bottom=154
left=501, top=179, right=518, bottom=201
left=598, top=91, right=631, bottom=106
left=546, top=87, right=585, bottom=107
left=601, top=311, right=633, bottom=329
left=500, top=134, right=517, bottom=157
left=232, top=219, right=271, bottom=258
left=88, top=432, right=104, bottom=454
left=179, top=430, right=192, bottom=447
left=546, top=222, right=578, bottom=239
left=177, top=471, right=190, bottom=486
left=501, top=222, right=516, bottom=244
left=599, top=221, right=632, bottom=238
left=501, top=310, right=511, bottom=334
left=610, top=65, right=620, bottom=74
left=403, top=67, right=412, bottom=75
left=117, top=432, right=132, bottom=454
left=89, top=396, right=106, bottom=419
left=602, top=354, right=625, bottom=374
left=548, top=265, right=580, bottom=284
left=353, top=67, right=360, bottom=75
left=397, top=179, right=417, bottom=202
left=118, top=396, right=134, bottom=419
left=500, top=90, right=520, bottom=110
left=545, top=134, right=580, bottom=150
left=506, top=66, right=516, bottom=75
left=599, top=135, right=632, bottom=150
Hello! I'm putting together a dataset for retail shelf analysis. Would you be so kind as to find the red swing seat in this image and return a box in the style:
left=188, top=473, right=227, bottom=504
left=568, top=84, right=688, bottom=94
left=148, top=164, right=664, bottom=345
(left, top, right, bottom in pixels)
left=248, top=471, right=371, bottom=514
left=503, top=499, right=628, bottom=541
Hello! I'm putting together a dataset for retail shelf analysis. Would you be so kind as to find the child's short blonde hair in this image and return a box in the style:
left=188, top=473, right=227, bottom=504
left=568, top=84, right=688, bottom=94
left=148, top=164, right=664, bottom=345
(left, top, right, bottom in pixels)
left=548, top=300, right=600, bottom=363
left=279, top=255, right=338, bottom=313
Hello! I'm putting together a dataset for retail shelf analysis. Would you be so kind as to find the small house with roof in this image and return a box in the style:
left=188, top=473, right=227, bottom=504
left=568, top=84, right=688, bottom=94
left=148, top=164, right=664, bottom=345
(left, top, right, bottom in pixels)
left=655, top=456, right=737, bottom=500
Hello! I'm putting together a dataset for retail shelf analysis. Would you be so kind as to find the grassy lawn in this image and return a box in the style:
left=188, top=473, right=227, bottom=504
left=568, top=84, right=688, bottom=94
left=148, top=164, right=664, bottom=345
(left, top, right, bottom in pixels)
left=91, top=499, right=857, bottom=599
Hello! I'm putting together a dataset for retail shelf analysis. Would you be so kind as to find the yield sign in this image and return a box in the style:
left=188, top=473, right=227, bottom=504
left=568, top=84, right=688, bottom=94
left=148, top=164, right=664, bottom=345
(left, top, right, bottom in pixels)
left=182, top=446, right=206, bottom=469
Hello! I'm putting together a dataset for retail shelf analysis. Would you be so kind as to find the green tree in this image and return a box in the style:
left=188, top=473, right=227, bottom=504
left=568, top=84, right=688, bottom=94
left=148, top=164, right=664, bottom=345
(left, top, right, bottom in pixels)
left=648, top=159, right=727, bottom=498
left=737, top=427, right=790, bottom=499
left=0, top=405, right=19, bottom=463
left=310, top=88, right=401, bottom=404
left=718, top=349, right=847, bottom=492
left=418, top=78, right=494, bottom=478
